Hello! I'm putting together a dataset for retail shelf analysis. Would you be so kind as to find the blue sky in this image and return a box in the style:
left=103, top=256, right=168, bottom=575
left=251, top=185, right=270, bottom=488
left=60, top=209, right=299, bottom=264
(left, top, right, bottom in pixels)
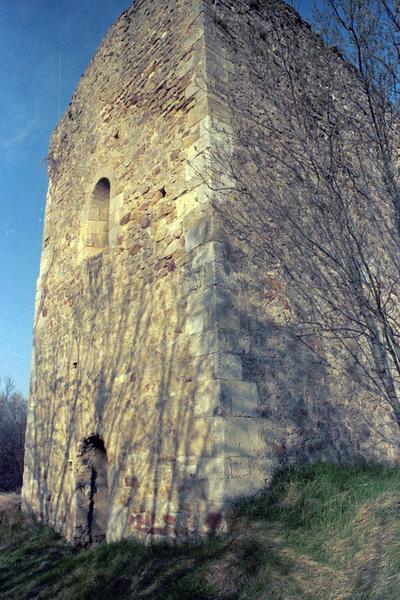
left=0, top=0, right=313, bottom=396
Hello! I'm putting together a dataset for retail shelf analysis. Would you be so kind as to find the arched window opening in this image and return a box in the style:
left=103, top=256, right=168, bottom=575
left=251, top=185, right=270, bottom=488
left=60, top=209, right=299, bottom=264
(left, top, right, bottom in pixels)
left=86, top=178, right=110, bottom=255
left=75, top=435, right=109, bottom=545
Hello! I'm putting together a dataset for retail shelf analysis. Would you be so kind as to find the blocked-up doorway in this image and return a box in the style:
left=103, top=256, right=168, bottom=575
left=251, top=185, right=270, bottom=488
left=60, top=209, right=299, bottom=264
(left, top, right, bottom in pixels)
left=75, top=435, right=109, bottom=544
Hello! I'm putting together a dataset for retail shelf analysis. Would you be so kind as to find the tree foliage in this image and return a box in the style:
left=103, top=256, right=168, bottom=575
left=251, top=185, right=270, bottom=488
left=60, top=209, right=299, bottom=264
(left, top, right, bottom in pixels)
left=0, top=378, right=27, bottom=492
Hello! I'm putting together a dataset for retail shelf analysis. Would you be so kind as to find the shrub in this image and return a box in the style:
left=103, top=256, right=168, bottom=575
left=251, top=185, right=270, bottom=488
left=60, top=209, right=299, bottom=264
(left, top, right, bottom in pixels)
left=0, top=378, right=27, bottom=492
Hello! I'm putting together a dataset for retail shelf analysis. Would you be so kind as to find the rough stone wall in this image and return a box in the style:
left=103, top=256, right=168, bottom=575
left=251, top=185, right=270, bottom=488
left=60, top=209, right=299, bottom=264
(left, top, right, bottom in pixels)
left=22, top=0, right=400, bottom=546
left=22, top=0, right=242, bottom=544
left=200, top=0, right=400, bottom=476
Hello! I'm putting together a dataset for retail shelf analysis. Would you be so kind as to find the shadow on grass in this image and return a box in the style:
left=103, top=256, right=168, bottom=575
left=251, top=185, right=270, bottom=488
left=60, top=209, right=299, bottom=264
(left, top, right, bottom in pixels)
left=2, top=463, right=400, bottom=600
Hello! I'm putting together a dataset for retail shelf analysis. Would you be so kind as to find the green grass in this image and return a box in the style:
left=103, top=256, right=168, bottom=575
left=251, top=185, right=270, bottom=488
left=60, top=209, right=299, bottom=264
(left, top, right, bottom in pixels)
left=2, top=463, right=400, bottom=599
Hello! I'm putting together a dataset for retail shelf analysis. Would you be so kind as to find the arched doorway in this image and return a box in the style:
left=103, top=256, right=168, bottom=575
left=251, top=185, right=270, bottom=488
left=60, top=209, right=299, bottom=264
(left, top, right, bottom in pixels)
left=75, top=435, right=109, bottom=544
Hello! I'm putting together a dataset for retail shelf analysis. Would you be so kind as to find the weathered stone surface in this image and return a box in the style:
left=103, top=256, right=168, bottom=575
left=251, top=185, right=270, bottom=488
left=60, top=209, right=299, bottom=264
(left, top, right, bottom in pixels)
left=221, top=380, right=259, bottom=417
left=22, top=0, right=400, bottom=547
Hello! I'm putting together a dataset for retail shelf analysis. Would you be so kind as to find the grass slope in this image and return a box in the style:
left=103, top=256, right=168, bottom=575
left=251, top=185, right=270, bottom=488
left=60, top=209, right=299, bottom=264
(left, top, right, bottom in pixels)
left=1, top=463, right=400, bottom=599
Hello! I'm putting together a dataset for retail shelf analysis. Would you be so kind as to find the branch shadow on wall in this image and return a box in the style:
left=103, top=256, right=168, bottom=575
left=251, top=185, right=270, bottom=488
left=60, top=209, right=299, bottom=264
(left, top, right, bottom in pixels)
left=23, top=244, right=249, bottom=545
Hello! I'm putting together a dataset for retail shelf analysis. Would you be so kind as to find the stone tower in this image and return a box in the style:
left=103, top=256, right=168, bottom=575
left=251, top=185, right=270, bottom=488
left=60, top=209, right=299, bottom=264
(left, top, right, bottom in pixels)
left=22, top=0, right=400, bottom=544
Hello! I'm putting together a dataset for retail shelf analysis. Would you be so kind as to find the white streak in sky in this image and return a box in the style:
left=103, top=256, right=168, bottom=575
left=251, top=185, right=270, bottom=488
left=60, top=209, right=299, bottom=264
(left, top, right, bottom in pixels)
left=0, top=118, right=40, bottom=154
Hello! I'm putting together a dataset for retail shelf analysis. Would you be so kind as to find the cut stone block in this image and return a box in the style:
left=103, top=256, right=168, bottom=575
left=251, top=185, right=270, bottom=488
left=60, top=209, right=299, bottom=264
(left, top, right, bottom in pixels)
left=187, top=286, right=233, bottom=316
left=185, top=313, right=204, bottom=336
left=221, top=380, right=259, bottom=416
left=191, top=241, right=225, bottom=270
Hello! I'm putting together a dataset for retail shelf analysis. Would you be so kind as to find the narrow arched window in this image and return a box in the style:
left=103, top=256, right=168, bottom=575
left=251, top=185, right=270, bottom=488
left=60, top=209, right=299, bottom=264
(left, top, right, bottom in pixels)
left=86, top=178, right=110, bottom=254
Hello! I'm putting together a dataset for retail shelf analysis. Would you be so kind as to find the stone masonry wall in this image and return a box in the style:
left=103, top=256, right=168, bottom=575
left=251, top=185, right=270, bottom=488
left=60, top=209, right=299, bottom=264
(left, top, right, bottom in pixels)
left=200, top=0, right=400, bottom=479
left=22, top=0, right=250, bottom=544
left=22, top=0, right=400, bottom=546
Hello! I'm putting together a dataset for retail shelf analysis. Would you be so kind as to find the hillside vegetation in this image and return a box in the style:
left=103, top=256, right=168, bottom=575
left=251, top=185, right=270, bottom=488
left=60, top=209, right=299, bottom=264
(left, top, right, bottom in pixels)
left=0, top=378, right=26, bottom=492
left=2, top=463, right=400, bottom=599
